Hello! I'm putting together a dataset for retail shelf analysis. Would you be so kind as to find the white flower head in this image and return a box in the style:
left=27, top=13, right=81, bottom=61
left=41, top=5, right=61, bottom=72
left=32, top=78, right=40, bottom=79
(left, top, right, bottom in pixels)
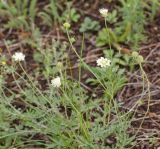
left=12, top=52, right=25, bottom=62
left=51, top=77, right=61, bottom=88
left=99, top=8, right=108, bottom=17
left=97, top=57, right=111, bottom=68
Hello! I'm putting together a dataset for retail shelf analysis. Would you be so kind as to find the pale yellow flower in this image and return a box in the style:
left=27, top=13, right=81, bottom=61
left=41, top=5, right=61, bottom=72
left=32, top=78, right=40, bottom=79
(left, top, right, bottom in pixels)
left=12, top=52, right=25, bottom=61
left=97, top=57, right=111, bottom=68
left=51, top=77, right=61, bottom=88
left=99, top=8, right=108, bottom=17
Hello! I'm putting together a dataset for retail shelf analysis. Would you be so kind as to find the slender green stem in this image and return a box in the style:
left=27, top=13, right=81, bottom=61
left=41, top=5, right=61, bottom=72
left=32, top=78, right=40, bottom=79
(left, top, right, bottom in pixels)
left=135, top=63, right=151, bottom=136
left=105, top=18, right=112, bottom=51
left=62, top=90, right=90, bottom=140
left=79, top=33, right=85, bottom=84
left=18, top=62, right=58, bottom=111
left=66, top=29, right=106, bottom=90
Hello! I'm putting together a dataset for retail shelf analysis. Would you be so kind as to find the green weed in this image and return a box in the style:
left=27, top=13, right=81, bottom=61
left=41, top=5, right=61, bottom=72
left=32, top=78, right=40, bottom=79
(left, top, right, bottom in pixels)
left=0, top=0, right=37, bottom=30
left=0, top=0, right=156, bottom=148
left=96, top=0, right=159, bottom=49
left=39, top=1, right=80, bottom=27
left=80, top=17, right=100, bottom=33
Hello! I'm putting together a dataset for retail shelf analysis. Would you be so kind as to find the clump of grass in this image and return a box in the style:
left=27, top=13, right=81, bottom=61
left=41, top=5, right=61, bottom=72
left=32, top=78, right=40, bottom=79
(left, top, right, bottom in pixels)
left=0, top=47, right=134, bottom=148
left=0, top=0, right=37, bottom=30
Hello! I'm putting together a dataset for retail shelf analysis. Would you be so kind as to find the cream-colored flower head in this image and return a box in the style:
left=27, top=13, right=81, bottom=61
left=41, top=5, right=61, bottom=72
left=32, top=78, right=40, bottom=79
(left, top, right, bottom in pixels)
left=12, top=52, right=25, bottom=61
left=51, top=77, right=61, bottom=88
left=97, top=57, right=111, bottom=68
left=99, top=8, right=108, bottom=17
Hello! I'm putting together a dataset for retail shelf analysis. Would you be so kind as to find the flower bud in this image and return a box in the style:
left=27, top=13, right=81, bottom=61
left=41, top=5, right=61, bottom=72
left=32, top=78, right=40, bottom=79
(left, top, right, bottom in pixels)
left=63, top=22, right=71, bottom=29
left=56, top=62, right=63, bottom=69
left=137, top=55, right=144, bottom=63
left=70, top=37, right=76, bottom=43
left=131, top=51, right=139, bottom=57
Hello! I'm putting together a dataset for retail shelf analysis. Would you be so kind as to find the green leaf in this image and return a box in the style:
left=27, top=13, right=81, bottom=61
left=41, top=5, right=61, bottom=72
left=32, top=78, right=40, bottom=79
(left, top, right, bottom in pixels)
left=96, top=28, right=117, bottom=47
left=80, top=17, right=100, bottom=32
